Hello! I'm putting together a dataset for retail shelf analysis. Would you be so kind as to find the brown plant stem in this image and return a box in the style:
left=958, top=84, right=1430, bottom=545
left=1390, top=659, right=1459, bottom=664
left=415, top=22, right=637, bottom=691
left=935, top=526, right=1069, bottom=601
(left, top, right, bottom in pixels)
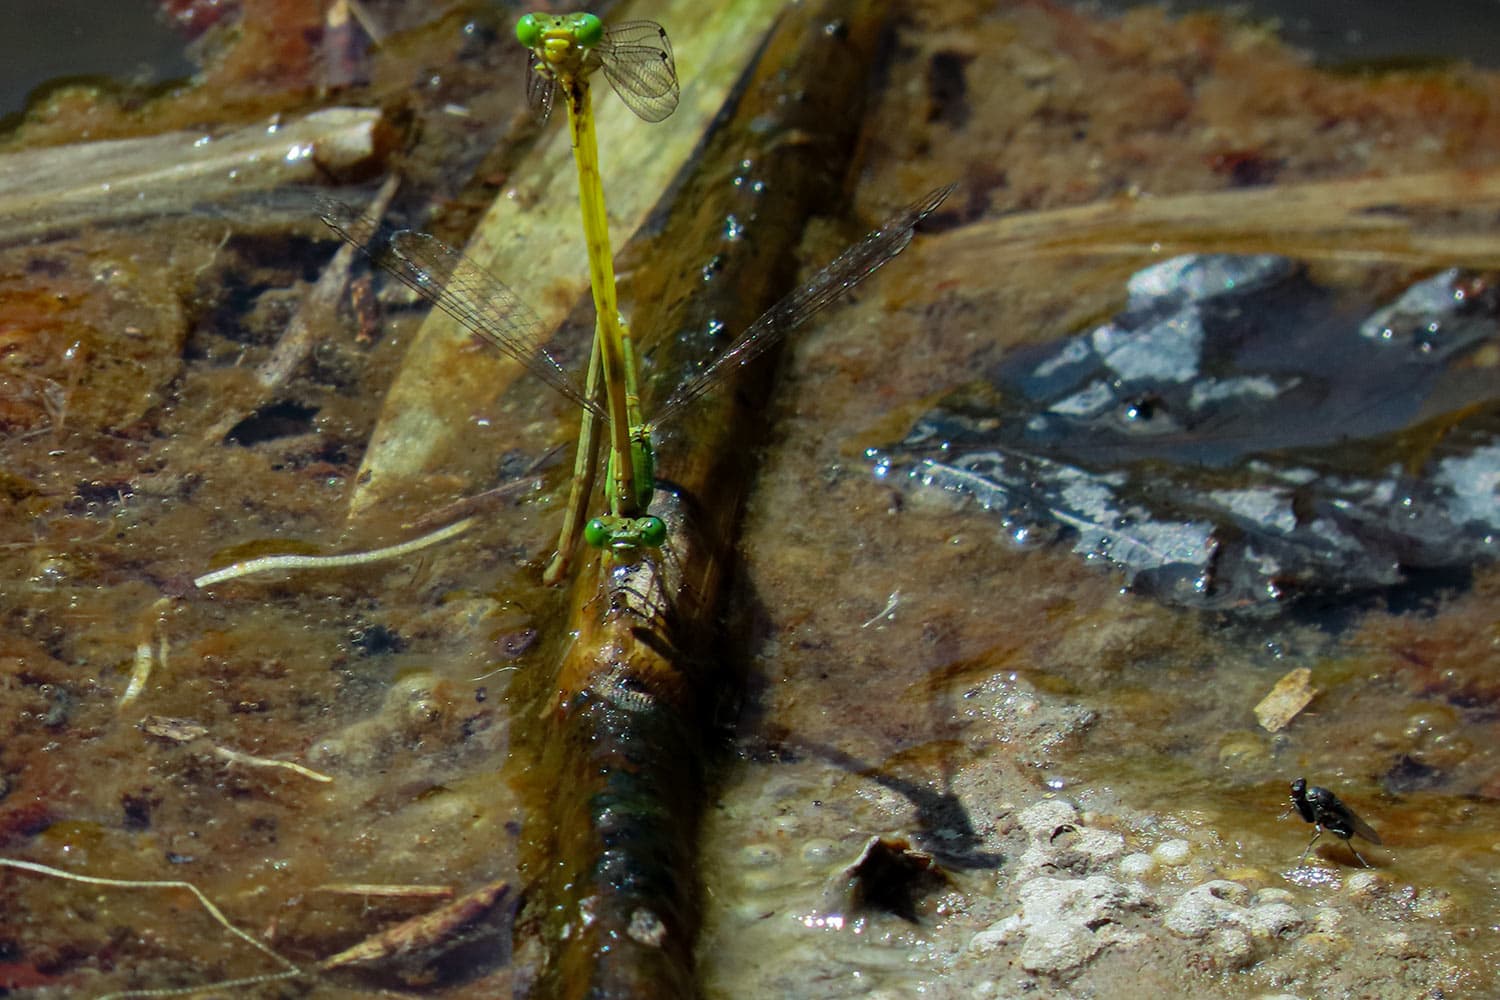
left=510, top=1, right=894, bottom=996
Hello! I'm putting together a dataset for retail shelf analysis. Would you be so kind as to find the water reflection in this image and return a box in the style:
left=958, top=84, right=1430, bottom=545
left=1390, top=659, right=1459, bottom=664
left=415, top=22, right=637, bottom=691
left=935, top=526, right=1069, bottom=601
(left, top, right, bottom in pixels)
left=876, top=255, right=1500, bottom=612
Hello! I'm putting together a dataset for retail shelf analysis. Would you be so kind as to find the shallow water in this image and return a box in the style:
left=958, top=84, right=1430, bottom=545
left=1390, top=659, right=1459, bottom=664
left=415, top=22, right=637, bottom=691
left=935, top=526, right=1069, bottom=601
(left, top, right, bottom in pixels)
left=876, top=255, right=1500, bottom=610
left=1, top=2, right=1499, bottom=998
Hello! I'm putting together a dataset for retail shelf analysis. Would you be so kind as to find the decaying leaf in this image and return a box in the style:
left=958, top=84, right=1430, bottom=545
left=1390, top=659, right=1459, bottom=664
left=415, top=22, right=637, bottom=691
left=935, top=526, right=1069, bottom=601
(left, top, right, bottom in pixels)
left=1255, top=667, right=1319, bottom=732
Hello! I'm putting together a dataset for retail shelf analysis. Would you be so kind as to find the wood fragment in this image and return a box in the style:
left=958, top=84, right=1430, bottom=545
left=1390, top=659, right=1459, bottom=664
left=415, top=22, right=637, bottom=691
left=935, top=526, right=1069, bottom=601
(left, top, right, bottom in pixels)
left=319, top=879, right=509, bottom=971
left=0, top=108, right=389, bottom=244
left=248, top=170, right=400, bottom=395
left=140, top=715, right=210, bottom=742
left=1255, top=667, right=1319, bottom=732
left=313, top=883, right=456, bottom=899
left=211, top=746, right=334, bottom=783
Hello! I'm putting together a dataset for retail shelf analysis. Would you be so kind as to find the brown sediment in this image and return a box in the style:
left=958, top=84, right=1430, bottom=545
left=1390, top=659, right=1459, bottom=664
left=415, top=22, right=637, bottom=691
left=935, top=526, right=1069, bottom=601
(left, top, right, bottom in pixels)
left=5, top=1, right=1496, bottom=996
left=507, top=1, right=893, bottom=996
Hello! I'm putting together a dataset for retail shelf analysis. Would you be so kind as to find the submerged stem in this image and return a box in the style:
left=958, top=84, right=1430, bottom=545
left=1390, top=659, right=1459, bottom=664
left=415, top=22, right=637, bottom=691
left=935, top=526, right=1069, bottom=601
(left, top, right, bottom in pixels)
left=194, top=516, right=474, bottom=588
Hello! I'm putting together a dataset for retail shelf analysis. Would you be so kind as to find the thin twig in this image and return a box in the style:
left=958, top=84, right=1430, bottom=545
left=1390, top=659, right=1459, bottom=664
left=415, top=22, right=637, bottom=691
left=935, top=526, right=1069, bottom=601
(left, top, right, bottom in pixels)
left=142, top=709, right=334, bottom=787
left=313, top=882, right=455, bottom=899
left=0, top=857, right=304, bottom=999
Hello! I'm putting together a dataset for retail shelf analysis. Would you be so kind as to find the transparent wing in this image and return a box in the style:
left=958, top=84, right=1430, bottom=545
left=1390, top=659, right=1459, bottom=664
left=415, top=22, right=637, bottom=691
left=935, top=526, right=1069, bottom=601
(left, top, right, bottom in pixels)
left=317, top=198, right=604, bottom=421
left=600, top=20, right=678, bottom=122
left=651, top=183, right=956, bottom=428
left=526, top=52, right=557, bottom=125
left=1340, top=806, right=1382, bottom=845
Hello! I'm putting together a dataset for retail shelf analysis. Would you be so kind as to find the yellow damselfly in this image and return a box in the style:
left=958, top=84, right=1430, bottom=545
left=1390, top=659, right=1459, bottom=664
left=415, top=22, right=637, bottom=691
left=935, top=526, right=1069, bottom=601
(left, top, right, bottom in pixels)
left=317, top=184, right=953, bottom=575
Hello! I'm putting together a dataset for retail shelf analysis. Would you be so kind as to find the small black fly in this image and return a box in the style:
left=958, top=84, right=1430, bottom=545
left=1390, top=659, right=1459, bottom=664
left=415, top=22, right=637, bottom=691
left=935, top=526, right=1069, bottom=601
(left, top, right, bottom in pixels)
left=1285, top=777, right=1383, bottom=868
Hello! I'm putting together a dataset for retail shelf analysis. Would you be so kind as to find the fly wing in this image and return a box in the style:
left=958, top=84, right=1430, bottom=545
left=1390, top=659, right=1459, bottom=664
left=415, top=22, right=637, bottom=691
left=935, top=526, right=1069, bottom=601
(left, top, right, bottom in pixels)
left=1310, top=786, right=1383, bottom=845
left=601, top=21, right=678, bottom=122
left=1339, top=804, right=1382, bottom=845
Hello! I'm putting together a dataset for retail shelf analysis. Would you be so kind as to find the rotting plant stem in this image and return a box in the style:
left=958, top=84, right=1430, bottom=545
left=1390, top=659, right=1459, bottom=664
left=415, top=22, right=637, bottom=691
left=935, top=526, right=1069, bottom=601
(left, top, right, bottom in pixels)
left=508, top=1, right=893, bottom=996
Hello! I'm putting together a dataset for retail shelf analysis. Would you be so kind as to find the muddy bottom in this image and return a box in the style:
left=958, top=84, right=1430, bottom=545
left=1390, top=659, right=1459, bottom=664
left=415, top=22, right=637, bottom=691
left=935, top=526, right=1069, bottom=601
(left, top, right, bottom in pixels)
left=3, top=1, right=1500, bottom=998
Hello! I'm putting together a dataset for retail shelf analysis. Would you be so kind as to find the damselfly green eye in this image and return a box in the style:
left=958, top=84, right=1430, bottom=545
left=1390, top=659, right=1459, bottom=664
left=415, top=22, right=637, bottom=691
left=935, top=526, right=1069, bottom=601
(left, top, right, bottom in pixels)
left=515, top=13, right=543, bottom=48
left=639, top=516, right=667, bottom=547
left=572, top=12, right=604, bottom=47
left=584, top=517, right=612, bottom=548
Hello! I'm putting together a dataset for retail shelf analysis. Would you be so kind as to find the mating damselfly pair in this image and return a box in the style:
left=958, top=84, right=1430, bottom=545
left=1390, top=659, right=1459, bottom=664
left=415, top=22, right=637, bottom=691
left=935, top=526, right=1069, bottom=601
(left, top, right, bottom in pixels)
left=203, top=10, right=950, bottom=591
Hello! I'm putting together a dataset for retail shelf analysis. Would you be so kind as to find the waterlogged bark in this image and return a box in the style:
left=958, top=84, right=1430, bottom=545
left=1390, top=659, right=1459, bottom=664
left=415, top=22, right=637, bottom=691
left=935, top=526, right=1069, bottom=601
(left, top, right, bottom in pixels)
left=509, top=1, right=892, bottom=996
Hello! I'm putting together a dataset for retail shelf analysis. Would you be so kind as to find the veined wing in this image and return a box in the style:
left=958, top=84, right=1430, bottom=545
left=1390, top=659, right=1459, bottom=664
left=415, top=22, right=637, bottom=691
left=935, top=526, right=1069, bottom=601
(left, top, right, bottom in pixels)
left=650, top=183, right=955, bottom=428
left=318, top=198, right=605, bottom=421
left=526, top=52, right=558, bottom=125
left=600, top=20, right=678, bottom=122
